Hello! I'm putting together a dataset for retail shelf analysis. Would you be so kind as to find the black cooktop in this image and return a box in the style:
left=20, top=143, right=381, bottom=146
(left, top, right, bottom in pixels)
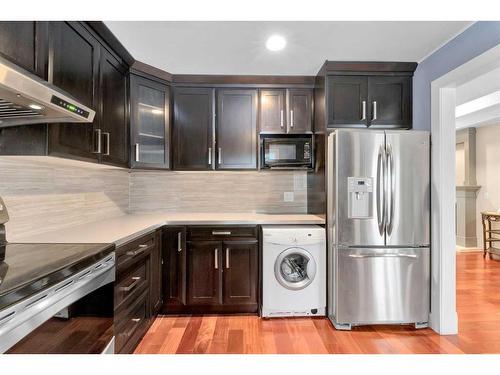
left=0, top=242, right=114, bottom=311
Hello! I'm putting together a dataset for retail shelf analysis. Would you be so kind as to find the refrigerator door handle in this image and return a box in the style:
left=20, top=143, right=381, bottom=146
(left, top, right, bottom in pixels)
left=386, top=144, right=395, bottom=236
left=376, top=145, right=386, bottom=236
left=348, top=253, right=417, bottom=259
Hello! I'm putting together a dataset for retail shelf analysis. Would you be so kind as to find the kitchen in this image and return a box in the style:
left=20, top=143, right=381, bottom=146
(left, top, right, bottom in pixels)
left=0, top=4, right=500, bottom=370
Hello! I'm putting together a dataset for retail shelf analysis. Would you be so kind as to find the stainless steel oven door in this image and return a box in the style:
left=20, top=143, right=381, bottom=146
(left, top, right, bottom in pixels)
left=0, top=253, right=115, bottom=354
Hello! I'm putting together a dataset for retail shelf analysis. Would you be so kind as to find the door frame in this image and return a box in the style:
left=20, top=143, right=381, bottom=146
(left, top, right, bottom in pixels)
left=430, top=43, right=500, bottom=334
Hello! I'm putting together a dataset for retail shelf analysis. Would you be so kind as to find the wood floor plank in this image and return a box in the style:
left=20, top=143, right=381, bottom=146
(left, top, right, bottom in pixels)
left=135, top=253, right=500, bottom=354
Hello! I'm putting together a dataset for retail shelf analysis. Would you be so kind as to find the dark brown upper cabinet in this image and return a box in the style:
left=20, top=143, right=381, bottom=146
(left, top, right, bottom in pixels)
left=222, top=240, right=258, bottom=306
left=318, top=61, right=416, bottom=130
left=130, top=74, right=171, bottom=169
left=259, top=89, right=286, bottom=133
left=0, top=21, right=48, bottom=78
left=216, top=89, right=257, bottom=170
left=187, top=240, right=222, bottom=306
left=48, top=22, right=101, bottom=162
left=367, top=76, right=412, bottom=129
left=173, top=87, right=214, bottom=170
left=326, top=76, right=368, bottom=128
left=259, top=89, right=313, bottom=134
left=98, top=48, right=128, bottom=167
left=162, top=226, right=187, bottom=309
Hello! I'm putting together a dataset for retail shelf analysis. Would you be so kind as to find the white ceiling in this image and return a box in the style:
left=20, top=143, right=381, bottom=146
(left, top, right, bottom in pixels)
left=105, top=21, right=473, bottom=75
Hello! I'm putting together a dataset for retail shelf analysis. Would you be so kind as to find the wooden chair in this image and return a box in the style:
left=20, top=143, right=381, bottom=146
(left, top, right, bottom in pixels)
left=481, top=211, right=500, bottom=259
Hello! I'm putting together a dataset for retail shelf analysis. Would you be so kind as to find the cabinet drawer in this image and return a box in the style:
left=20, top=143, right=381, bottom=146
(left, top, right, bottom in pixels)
left=116, top=232, right=155, bottom=274
left=115, top=260, right=149, bottom=310
left=115, top=290, right=150, bottom=354
left=188, top=226, right=257, bottom=240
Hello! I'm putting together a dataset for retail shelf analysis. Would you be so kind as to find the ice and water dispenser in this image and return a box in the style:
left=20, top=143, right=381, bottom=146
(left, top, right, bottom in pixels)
left=347, top=177, right=373, bottom=219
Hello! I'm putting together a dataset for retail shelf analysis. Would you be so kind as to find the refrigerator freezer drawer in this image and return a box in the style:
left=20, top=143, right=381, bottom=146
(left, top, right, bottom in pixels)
left=336, top=247, right=430, bottom=325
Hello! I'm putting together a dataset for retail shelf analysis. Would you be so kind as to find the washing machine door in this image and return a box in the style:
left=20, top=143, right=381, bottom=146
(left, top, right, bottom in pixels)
left=274, top=247, right=317, bottom=290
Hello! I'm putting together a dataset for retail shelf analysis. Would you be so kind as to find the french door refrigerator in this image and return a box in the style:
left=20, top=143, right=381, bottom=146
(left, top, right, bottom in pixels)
left=327, top=129, right=430, bottom=330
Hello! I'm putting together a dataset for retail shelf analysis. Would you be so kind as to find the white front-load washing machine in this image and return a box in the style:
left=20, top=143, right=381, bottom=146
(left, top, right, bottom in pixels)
left=261, top=225, right=326, bottom=318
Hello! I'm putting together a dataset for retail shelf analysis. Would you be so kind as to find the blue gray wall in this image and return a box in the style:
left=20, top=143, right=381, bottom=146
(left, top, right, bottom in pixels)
left=413, top=22, right=500, bottom=131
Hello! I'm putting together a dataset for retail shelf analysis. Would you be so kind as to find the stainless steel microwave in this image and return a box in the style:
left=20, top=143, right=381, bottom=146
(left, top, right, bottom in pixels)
left=261, top=135, right=313, bottom=169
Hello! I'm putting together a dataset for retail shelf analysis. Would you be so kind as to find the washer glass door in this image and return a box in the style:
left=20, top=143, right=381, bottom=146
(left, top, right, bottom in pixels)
left=274, top=247, right=316, bottom=290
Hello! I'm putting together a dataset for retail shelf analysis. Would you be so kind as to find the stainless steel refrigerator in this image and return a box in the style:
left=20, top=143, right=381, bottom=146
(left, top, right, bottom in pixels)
left=327, top=129, right=430, bottom=330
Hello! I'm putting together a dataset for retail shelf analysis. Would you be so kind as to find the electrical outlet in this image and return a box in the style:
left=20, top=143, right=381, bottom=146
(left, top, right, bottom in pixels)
left=284, top=192, right=294, bottom=202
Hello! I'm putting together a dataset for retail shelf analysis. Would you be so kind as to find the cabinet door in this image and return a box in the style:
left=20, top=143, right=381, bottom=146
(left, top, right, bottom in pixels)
left=368, top=76, right=412, bottom=129
left=0, top=21, right=47, bottom=77
left=162, top=226, right=187, bottom=307
left=287, top=89, right=313, bottom=133
left=222, top=240, right=258, bottom=306
left=48, top=22, right=100, bottom=161
left=259, top=89, right=286, bottom=133
left=130, top=75, right=170, bottom=169
left=150, top=230, right=163, bottom=316
left=326, top=76, right=368, bottom=128
left=187, top=241, right=222, bottom=306
left=99, top=48, right=128, bottom=167
left=173, top=87, right=213, bottom=170
left=216, top=89, right=257, bottom=169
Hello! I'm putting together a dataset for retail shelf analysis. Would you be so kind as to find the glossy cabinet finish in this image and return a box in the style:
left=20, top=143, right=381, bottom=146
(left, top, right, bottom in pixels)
left=222, top=240, right=258, bottom=306
left=367, top=76, right=412, bottom=129
left=187, top=240, right=222, bottom=306
left=173, top=87, right=214, bottom=170
left=150, top=230, right=163, bottom=316
left=48, top=22, right=100, bottom=162
left=99, top=48, right=128, bottom=167
left=259, top=89, right=286, bottom=133
left=130, top=74, right=170, bottom=169
left=216, top=89, right=258, bottom=169
left=162, top=226, right=187, bottom=308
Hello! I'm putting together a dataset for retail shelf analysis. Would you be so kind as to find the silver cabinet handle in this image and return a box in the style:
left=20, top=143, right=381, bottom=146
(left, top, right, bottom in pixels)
left=102, top=132, right=110, bottom=156
left=212, top=231, right=231, bottom=235
left=280, top=110, right=284, bottom=128
left=177, top=232, right=182, bottom=252
left=372, top=101, right=377, bottom=121
left=135, top=143, right=140, bottom=162
left=131, top=318, right=141, bottom=323
left=361, top=101, right=366, bottom=121
left=208, top=147, right=212, bottom=165
left=93, top=129, right=102, bottom=154
left=349, top=253, right=417, bottom=259
left=290, top=110, right=294, bottom=128
left=214, top=249, right=218, bottom=269
left=126, top=244, right=148, bottom=257
left=226, top=248, right=230, bottom=269
left=120, top=276, right=141, bottom=292
left=218, top=147, right=222, bottom=164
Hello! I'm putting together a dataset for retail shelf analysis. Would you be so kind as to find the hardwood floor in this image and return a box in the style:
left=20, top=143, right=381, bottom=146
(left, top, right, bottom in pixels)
left=134, top=253, right=500, bottom=354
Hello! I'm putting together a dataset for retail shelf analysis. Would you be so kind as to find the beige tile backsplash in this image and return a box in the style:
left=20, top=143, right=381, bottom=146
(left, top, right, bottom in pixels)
left=129, top=170, right=307, bottom=214
left=0, top=156, right=307, bottom=240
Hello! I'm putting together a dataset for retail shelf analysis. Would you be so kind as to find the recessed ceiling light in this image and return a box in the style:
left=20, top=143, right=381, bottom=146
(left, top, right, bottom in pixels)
left=266, top=35, right=286, bottom=51
left=28, top=104, right=43, bottom=110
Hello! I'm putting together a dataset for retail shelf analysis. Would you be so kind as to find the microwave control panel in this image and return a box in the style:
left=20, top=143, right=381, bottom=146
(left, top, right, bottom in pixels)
left=303, top=142, right=311, bottom=160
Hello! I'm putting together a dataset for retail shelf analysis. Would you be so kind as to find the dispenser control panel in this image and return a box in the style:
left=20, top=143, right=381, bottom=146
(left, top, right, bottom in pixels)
left=347, top=177, right=373, bottom=219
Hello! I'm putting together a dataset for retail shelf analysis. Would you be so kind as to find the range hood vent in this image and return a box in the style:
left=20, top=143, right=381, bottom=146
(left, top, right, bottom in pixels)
left=0, top=56, right=95, bottom=128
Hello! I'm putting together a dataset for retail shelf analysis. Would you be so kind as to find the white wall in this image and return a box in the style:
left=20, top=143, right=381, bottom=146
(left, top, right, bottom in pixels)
left=475, top=123, right=500, bottom=247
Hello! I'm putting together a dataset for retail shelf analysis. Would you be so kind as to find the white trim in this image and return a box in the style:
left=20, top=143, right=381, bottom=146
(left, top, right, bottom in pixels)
left=418, top=22, right=475, bottom=63
left=430, top=43, right=500, bottom=335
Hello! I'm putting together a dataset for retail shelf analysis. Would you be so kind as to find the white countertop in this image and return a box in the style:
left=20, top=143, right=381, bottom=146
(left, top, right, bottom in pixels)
left=15, top=212, right=325, bottom=246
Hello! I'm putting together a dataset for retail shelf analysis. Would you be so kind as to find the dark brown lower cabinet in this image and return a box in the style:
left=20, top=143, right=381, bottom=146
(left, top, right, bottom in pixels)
left=162, top=226, right=187, bottom=308
left=162, top=226, right=259, bottom=314
left=187, top=240, right=222, bottom=306
left=222, top=240, right=258, bottom=306
left=149, top=229, right=163, bottom=316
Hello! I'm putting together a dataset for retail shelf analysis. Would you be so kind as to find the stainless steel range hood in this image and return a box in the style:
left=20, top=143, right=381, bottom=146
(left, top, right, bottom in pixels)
left=0, top=55, right=95, bottom=128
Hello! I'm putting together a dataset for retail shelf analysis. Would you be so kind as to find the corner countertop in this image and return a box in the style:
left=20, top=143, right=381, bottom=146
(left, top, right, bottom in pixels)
left=13, top=212, right=325, bottom=247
